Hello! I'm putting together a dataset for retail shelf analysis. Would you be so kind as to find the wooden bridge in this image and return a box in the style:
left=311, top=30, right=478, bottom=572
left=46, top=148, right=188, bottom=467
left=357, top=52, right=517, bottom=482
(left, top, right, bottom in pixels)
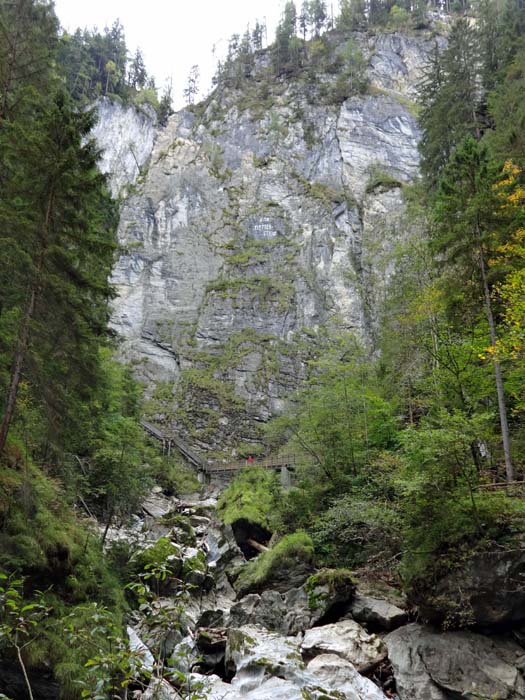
left=140, top=420, right=302, bottom=483
left=141, top=420, right=205, bottom=470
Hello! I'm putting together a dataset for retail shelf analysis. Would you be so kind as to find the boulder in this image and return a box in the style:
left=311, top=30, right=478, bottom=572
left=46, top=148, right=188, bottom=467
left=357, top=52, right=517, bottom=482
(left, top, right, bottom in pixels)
left=229, top=577, right=355, bottom=637
left=233, top=532, right=316, bottom=596
left=386, top=623, right=525, bottom=700
left=301, top=619, right=386, bottom=671
left=195, top=627, right=227, bottom=673
left=196, top=608, right=225, bottom=629
left=194, top=674, right=341, bottom=700
left=238, top=677, right=341, bottom=700
left=348, top=594, right=407, bottom=631
left=142, top=678, right=179, bottom=700
left=410, top=549, right=525, bottom=628
left=142, top=491, right=173, bottom=519
left=225, top=625, right=306, bottom=691
left=223, top=626, right=348, bottom=699
left=205, top=522, right=244, bottom=572
left=127, top=626, right=155, bottom=673
left=307, top=653, right=388, bottom=700
left=229, top=591, right=287, bottom=631
left=282, top=586, right=316, bottom=634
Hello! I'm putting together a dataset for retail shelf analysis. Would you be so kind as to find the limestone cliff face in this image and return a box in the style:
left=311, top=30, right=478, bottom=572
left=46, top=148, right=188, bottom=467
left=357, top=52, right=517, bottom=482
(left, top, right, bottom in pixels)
left=100, top=31, right=435, bottom=456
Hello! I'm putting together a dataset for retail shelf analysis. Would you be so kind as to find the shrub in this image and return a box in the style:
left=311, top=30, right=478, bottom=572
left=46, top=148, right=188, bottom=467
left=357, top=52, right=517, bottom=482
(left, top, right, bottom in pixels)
left=310, top=495, right=402, bottom=569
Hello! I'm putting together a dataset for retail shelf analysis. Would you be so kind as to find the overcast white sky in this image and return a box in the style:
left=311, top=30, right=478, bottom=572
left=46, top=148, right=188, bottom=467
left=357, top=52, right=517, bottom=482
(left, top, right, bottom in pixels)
left=53, top=0, right=286, bottom=107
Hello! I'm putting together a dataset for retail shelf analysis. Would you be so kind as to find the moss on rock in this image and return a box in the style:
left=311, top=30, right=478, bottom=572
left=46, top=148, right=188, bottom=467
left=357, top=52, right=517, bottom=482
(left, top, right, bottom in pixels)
left=234, top=531, right=315, bottom=595
left=217, top=468, right=281, bottom=532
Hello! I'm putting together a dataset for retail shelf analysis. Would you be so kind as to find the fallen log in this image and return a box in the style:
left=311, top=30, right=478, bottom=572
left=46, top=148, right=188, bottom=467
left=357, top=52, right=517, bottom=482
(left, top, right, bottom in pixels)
left=246, top=538, right=269, bottom=553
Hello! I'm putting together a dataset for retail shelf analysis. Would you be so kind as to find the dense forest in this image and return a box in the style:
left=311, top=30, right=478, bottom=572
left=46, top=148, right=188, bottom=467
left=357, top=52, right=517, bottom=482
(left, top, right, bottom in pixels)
left=1, top=0, right=525, bottom=698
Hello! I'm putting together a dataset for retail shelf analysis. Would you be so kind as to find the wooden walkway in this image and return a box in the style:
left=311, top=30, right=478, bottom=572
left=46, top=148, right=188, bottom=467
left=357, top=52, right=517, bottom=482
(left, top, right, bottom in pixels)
left=207, top=454, right=298, bottom=475
left=140, top=420, right=300, bottom=476
left=141, top=420, right=206, bottom=470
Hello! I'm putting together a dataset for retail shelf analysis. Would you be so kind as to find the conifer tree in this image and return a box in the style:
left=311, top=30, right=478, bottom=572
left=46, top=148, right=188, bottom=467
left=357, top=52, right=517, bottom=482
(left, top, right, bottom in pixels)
left=432, top=137, right=514, bottom=481
left=183, top=65, right=200, bottom=104
left=0, top=0, right=58, bottom=122
left=128, top=47, right=147, bottom=89
left=0, top=94, right=116, bottom=453
left=418, top=19, right=481, bottom=188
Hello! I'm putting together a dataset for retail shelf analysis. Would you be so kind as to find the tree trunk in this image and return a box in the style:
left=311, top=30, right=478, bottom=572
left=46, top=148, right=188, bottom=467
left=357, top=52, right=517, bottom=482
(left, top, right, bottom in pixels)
left=0, top=180, right=54, bottom=454
left=246, top=538, right=269, bottom=553
left=0, top=287, right=36, bottom=453
left=478, top=238, right=514, bottom=482
left=16, top=642, right=34, bottom=700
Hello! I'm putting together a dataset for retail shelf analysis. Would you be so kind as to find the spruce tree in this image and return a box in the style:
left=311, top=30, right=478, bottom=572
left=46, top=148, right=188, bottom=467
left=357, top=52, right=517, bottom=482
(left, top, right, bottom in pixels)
left=0, top=0, right=58, bottom=122
left=418, top=19, right=481, bottom=188
left=0, top=93, right=116, bottom=453
left=432, top=137, right=514, bottom=481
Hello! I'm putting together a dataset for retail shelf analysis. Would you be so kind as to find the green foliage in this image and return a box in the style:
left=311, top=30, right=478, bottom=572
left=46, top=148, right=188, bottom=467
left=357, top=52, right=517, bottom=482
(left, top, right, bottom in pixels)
left=151, top=458, right=201, bottom=497
left=0, top=574, right=50, bottom=699
left=488, top=48, right=525, bottom=164
left=217, top=468, right=281, bottom=531
left=133, top=537, right=180, bottom=576
left=268, top=334, right=398, bottom=481
left=0, top=0, right=58, bottom=121
left=418, top=20, right=481, bottom=188
left=235, top=532, right=315, bottom=594
left=398, top=410, right=493, bottom=583
left=388, top=5, right=411, bottom=30
left=329, top=39, right=368, bottom=103
left=310, top=494, right=402, bottom=569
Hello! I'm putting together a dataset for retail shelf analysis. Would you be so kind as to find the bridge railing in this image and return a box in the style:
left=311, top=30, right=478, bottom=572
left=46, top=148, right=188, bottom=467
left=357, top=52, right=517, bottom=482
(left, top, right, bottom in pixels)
left=140, top=420, right=309, bottom=475
left=206, top=454, right=298, bottom=474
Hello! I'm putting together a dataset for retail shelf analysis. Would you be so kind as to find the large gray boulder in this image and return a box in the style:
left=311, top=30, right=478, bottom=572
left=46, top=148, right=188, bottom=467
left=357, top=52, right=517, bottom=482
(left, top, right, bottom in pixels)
left=411, top=549, right=525, bottom=627
left=142, top=678, right=179, bottom=700
left=386, top=623, right=525, bottom=700
left=301, top=619, right=386, bottom=671
left=348, top=594, right=407, bottom=631
left=222, top=625, right=382, bottom=700
left=229, top=574, right=356, bottom=636
left=307, top=653, right=387, bottom=700
left=229, top=591, right=287, bottom=631
left=194, top=674, right=342, bottom=700
left=225, top=625, right=306, bottom=692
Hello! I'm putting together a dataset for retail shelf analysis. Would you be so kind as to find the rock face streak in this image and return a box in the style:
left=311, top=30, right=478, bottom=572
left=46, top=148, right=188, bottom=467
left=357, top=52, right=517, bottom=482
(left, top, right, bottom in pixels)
left=100, top=32, right=432, bottom=453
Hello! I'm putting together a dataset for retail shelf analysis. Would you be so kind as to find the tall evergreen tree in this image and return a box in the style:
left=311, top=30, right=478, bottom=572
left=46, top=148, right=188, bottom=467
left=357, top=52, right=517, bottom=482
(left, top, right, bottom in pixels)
left=0, top=94, right=116, bottom=453
left=418, top=19, right=481, bottom=188
left=432, top=137, right=514, bottom=481
left=0, top=0, right=58, bottom=122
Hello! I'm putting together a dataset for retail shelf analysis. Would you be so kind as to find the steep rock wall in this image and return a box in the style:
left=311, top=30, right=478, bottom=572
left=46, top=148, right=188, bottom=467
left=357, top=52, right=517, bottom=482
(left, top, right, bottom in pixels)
left=101, top=31, right=436, bottom=456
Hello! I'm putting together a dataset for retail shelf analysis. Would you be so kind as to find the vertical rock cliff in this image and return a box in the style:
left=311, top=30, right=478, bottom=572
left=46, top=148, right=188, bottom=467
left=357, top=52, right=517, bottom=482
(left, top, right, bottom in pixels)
left=99, top=30, right=438, bottom=456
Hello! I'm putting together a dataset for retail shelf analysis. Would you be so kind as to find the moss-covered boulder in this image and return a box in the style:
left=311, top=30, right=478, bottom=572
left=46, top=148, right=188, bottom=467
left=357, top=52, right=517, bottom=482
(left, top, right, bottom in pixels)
left=217, top=468, right=281, bottom=556
left=234, top=531, right=315, bottom=596
left=305, top=568, right=356, bottom=616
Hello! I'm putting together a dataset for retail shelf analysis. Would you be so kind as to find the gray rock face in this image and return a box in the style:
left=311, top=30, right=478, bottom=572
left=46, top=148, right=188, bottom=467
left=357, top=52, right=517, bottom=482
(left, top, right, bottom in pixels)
left=386, top=623, right=525, bottom=700
left=410, top=549, right=525, bottom=628
left=92, top=98, right=156, bottom=197
left=98, top=30, right=434, bottom=451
